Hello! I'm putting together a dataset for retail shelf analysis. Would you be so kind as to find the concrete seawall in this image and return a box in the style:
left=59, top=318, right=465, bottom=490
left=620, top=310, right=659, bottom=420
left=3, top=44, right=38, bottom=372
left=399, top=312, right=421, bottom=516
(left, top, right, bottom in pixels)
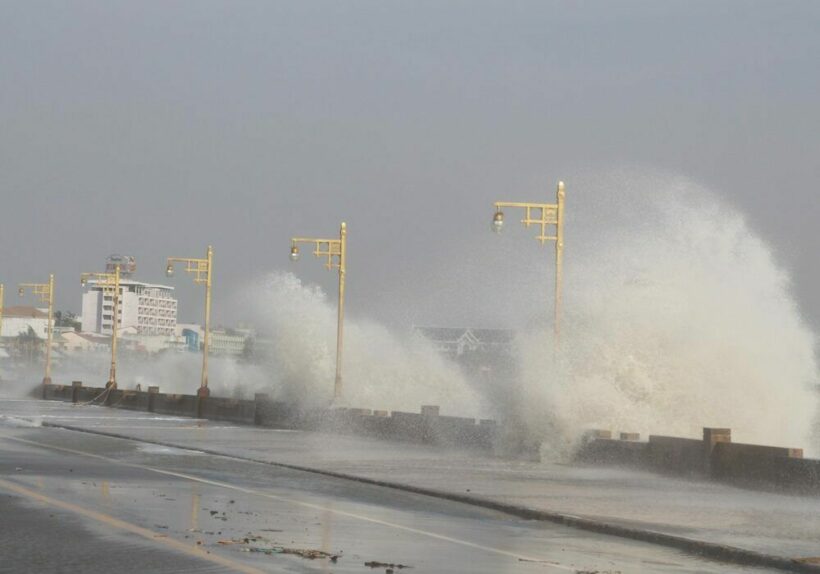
left=42, top=383, right=496, bottom=451
left=576, top=427, right=819, bottom=495
left=42, top=382, right=820, bottom=495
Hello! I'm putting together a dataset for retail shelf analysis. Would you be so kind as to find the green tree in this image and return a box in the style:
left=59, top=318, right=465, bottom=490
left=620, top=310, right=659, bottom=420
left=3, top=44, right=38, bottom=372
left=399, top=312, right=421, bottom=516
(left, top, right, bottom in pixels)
left=54, top=310, right=81, bottom=332
left=13, top=326, right=43, bottom=365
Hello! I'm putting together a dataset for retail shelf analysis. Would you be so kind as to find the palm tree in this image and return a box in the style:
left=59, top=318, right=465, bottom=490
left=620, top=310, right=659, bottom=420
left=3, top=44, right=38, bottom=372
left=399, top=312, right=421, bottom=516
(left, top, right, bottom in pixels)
left=13, top=326, right=43, bottom=365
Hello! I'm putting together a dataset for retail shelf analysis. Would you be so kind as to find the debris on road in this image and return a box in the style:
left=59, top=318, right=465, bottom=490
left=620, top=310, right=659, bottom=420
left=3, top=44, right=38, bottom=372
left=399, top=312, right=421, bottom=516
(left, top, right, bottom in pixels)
left=241, top=546, right=339, bottom=560
left=365, top=561, right=411, bottom=569
left=218, top=533, right=341, bottom=562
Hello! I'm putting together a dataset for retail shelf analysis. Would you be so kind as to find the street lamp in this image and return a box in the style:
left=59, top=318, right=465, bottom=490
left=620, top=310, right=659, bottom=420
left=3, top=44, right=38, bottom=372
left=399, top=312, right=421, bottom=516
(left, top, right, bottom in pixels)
left=492, top=181, right=566, bottom=340
left=290, top=222, right=347, bottom=401
left=0, top=283, right=4, bottom=342
left=81, top=265, right=121, bottom=389
left=18, top=274, right=55, bottom=384
left=165, top=246, right=213, bottom=397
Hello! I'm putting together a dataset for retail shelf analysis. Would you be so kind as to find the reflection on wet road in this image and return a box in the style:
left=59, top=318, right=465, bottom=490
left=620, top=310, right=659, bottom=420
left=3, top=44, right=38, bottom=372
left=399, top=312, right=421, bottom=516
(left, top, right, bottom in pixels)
left=0, top=399, right=790, bottom=573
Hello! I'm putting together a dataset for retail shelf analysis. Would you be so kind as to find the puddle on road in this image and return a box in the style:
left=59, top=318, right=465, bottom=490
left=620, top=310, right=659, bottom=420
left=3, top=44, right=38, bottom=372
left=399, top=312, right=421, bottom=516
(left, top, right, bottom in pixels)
left=136, top=444, right=204, bottom=456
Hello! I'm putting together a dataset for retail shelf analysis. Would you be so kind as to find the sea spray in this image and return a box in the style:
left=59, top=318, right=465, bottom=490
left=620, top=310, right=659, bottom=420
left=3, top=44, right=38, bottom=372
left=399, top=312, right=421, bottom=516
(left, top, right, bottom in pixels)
left=240, top=272, right=485, bottom=415
left=21, top=273, right=483, bottom=418
left=505, top=169, right=818, bottom=456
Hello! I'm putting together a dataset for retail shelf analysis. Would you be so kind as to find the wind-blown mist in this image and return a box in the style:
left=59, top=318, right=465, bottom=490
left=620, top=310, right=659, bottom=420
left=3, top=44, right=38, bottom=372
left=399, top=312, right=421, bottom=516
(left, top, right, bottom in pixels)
left=32, top=274, right=480, bottom=416
left=507, top=170, right=819, bottom=455
left=21, top=168, right=817, bottom=458
left=240, top=273, right=483, bottom=415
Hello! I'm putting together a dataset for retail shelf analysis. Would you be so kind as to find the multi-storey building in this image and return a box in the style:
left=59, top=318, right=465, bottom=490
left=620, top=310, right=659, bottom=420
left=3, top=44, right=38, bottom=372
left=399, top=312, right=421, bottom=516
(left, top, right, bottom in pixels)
left=81, top=280, right=177, bottom=336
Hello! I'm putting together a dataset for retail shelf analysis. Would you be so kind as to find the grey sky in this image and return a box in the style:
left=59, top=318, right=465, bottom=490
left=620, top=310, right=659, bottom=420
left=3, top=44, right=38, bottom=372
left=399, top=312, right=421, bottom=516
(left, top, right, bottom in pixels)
left=1, top=1, right=818, bottom=332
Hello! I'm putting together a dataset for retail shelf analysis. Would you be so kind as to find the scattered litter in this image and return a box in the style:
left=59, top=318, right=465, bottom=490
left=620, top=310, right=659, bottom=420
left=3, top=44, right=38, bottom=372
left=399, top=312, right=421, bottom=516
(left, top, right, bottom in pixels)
left=242, top=547, right=336, bottom=560
left=365, top=561, right=411, bottom=569
left=242, top=547, right=282, bottom=555
left=209, top=510, right=218, bottom=516
left=284, top=548, right=338, bottom=560
left=217, top=538, right=257, bottom=545
left=15, top=467, right=22, bottom=472
left=154, top=524, right=169, bottom=529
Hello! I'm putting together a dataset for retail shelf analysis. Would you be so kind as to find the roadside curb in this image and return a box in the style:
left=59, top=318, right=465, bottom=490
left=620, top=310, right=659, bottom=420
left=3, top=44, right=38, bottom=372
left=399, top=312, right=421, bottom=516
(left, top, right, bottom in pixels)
left=40, top=420, right=820, bottom=574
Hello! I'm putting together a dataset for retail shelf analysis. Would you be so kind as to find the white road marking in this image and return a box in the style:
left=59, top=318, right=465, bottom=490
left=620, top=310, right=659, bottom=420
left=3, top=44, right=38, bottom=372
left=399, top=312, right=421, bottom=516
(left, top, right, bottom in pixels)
left=5, top=435, right=574, bottom=571
left=0, top=476, right=267, bottom=574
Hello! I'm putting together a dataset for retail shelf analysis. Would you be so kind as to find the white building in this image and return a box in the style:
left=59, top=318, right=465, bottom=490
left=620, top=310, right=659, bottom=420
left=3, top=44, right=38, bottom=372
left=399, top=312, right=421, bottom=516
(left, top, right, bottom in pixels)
left=210, top=329, right=251, bottom=356
left=82, top=280, right=178, bottom=336
left=0, top=306, right=51, bottom=339
left=58, top=331, right=109, bottom=353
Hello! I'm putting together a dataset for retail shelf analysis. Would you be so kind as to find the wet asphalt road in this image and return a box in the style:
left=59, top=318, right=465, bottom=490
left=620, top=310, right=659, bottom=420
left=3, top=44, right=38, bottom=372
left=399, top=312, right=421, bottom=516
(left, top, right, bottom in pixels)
left=0, top=397, right=797, bottom=573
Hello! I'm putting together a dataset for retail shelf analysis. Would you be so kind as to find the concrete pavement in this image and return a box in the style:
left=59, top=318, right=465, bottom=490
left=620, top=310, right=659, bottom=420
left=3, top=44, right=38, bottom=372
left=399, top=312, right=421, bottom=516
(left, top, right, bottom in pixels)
left=1, top=396, right=817, bottom=572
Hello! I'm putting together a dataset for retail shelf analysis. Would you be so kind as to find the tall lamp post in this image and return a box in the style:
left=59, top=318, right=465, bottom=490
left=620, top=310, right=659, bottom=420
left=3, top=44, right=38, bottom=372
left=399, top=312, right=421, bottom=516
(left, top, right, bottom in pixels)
left=18, top=274, right=55, bottom=384
left=492, top=181, right=566, bottom=341
left=0, top=283, right=4, bottom=342
left=289, top=222, right=347, bottom=401
left=165, top=246, right=213, bottom=397
left=81, top=265, right=121, bottom=388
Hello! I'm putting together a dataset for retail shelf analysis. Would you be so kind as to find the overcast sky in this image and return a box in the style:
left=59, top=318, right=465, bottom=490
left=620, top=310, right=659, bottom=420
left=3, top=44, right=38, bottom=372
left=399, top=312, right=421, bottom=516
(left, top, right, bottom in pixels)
left=1, top=1, right=818, bottom=333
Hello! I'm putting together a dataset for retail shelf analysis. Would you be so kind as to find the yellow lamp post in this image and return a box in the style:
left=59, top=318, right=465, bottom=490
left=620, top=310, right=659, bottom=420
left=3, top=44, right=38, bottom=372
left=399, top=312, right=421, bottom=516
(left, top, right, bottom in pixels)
left=18, top=274, right=55, bottom=384
left=165, top=246, right=213, bottom=397
left=492, top=181, right=566, bottom=340
left=0, top=283, right=4, bottom=341
left=289, top=222, right=347, bottom=401
left=81, top=265, right=121, bottom=388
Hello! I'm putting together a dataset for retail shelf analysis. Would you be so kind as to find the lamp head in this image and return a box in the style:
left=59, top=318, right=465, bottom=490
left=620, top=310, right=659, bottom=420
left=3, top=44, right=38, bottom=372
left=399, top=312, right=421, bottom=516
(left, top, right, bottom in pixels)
left=80, top=277, right=87, bottom=287
left=18, top=287, right=24, bottom=297
left=165, top=263, right=174, bottom=277
left=492, top=210, right=504, bottom=233
left=289, top=245, right=301, bottom=262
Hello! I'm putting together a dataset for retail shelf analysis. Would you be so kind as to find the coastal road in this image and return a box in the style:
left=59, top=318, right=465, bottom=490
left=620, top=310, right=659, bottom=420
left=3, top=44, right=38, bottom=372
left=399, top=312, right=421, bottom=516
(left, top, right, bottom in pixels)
left=0, top=396, right=799, bottom=573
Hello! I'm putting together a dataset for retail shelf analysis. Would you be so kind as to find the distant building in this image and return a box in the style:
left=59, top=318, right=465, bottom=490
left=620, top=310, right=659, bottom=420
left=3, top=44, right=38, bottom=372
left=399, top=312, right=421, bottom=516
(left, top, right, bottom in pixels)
left=80, top=255, right=178, bottom=337
left=81, top=279, right=177, bottom=336
left=413, top=326, right=517, bottom=383
left=58, top=331, right=109, bottom=353
left=210, top=328, right=252, bottom=356
left=173, top=324, right=252, bottom=356
left=0, top=306, right=51, bottom=339
left=413, top=326, right=515, bottom=358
